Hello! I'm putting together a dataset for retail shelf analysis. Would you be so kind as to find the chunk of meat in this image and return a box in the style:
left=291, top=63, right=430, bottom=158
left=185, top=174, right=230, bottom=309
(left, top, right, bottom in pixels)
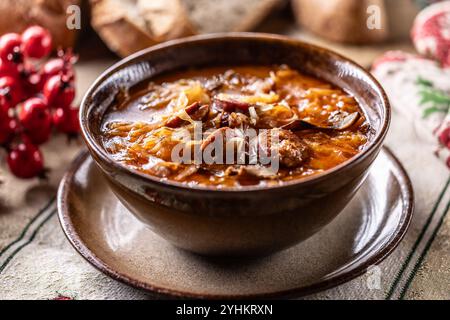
left=212, top=97, right=250, bottom=112
left=259, top=129, right=310, bottom=168
left=224, top=165, right=278, bottom=179
left=191, top=104, right=209, bottom=120
left=200, top=127, right=244, bottom=163
left=148, top=161, right=180, bottom=178
left=229, top=112, right=250, bottom=128
left=165, top=102, right=209, bottom=128
left=204, top=76, right=224, bottom=92
left=218, top=112, right=251, bottom=128
left=278, top=133, right=309, bottom=168
left=174, top=165, right=199, bottom=181
left=200, top=127, right=230, bottom=151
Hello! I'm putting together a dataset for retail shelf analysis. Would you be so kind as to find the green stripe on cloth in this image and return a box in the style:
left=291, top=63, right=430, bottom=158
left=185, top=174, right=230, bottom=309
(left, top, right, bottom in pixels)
left=385, top=176, right=450, bottom=299
left=0, top=196, right=55, bottom=258
left=0, top=209, right=56, bottom=274
left=399, top=199, right=450, bottom=299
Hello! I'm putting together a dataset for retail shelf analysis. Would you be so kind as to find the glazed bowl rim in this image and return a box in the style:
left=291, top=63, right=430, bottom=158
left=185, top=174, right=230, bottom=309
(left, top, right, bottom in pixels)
left=80, top=32, right=391, bottom=193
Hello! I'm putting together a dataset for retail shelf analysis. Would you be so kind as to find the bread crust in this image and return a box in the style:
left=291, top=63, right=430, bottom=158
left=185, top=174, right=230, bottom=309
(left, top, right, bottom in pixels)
left=90, top=0, right=196, bottom=57
left=233, top=0, right=286, bottom=32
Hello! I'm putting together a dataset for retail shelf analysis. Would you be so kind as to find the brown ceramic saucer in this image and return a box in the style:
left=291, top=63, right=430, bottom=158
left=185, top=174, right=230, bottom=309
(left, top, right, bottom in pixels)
left=57, top=147, right=413, bottom=299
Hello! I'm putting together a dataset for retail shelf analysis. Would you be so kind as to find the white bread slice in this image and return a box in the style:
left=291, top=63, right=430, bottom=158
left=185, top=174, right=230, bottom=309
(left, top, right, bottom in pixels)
left=181, top=0, right=285, bottom=33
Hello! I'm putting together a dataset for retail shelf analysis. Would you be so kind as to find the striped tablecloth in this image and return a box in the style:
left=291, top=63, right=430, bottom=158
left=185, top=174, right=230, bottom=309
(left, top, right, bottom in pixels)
left=0, top=44, right=449, bottom=301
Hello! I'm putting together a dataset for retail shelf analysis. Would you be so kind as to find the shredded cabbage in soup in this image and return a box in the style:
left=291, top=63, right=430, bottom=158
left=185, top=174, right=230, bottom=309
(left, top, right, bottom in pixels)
left=101, top=65, right=370, bottom=188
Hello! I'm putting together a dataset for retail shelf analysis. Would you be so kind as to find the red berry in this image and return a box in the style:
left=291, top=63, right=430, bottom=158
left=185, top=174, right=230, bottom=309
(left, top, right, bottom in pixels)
left=41, top=49, right=77, bottom=83
left=43, top=74, right=75, bottom=109
left=20, top=62, right=42, bottom=97
left=23, top=126, right=51, bottom=145
left=0, top=33, right=23, bottom=63
left=21, top=26, right=52, bottom=59
left=0, top=75, right=24, bottom=106
left=0, top=112, right=18, bottom=145
left=41, top=58, right=64, bottom=84
left=19, top=97, right=50, bottom=127
left=7, top=142, right=44, bottom=178
left=0, top=94, right=13, bottom=114
left=0, top=59, right=20, bottom=78
left=52, top=107, right=80, bottom=134
left=19, top=97, right=51, bottom=144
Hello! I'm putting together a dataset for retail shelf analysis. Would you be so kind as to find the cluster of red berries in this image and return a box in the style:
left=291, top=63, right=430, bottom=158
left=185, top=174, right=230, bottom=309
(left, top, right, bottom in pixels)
left=0, top=26, right=79, bottom=179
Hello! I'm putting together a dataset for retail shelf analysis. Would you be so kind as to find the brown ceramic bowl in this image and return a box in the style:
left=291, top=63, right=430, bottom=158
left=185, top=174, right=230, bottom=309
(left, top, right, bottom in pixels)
left=80, top=33, right=390, bottom=257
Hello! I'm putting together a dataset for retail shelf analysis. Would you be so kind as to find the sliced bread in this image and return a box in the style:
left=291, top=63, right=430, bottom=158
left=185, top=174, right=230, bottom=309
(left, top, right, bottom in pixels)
left=181, top=0, right=285, bottom=33
left=90, top=0, right=196, bottom=57
left=90, top=0, right=285, bottom=57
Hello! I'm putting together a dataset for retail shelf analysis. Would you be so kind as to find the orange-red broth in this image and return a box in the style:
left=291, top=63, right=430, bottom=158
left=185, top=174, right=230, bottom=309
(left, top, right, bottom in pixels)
left=101, top=66, right=370, bottom=188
